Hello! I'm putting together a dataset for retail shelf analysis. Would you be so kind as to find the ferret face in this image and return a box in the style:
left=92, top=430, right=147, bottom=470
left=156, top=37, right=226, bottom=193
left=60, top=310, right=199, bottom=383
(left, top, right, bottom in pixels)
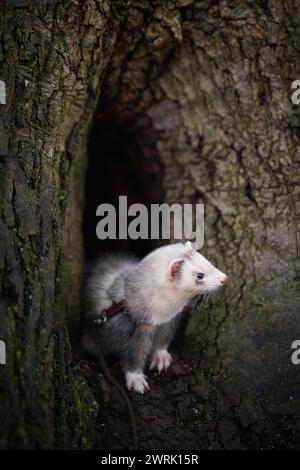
left=168, top=241, right=228, bottom=298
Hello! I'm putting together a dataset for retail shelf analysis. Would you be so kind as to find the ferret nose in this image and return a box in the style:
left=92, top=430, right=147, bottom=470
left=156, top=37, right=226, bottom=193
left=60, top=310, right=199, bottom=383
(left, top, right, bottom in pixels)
left=221, top=276, right=229, bottom=285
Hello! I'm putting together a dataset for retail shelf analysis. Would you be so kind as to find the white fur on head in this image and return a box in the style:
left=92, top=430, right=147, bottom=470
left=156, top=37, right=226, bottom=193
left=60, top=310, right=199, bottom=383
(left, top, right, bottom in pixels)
left=185, top=241, right=193, bottom=251
left=126, top=242, right=228, bottom=325
left=168, top=241, right=194, bottom=279
left=168, top=242, right=228, bottom=296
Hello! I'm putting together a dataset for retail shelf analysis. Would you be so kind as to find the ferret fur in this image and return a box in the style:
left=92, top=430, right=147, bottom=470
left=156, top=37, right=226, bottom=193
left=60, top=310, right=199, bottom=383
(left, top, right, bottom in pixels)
left=82, top=242, right=228, bottom=393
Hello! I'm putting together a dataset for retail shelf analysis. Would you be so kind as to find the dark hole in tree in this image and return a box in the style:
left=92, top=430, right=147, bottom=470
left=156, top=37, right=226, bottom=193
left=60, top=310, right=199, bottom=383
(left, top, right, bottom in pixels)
left=83, top=121, right=153, bottom=261
left=80, top=115, right=189, bottom=359
left=74, top=119, right=156, bottom=359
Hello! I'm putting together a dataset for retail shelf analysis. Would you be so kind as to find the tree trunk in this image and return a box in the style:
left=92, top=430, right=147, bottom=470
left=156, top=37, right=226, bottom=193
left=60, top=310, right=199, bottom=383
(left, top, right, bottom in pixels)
left=0, top=0, right=120, bottom=448
left=1, top=0, right=299, bottom=450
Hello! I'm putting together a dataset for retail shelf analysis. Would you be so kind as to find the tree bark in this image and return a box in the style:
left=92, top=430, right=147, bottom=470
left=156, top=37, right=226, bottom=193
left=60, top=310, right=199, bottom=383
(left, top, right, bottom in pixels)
left=1, top=0, right=300, bottom=449
left=0, top=0, right=120, bottom=448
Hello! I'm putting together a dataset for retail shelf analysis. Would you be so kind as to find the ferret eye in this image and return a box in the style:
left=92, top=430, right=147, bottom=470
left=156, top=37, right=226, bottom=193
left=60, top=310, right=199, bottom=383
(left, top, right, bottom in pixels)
left=196, top=272, right=204, bottom=280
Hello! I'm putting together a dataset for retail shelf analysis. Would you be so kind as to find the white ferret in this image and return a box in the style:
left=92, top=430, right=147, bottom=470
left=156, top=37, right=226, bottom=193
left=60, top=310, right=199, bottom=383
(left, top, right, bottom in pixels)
left=82, top=241, right=228, bottom=393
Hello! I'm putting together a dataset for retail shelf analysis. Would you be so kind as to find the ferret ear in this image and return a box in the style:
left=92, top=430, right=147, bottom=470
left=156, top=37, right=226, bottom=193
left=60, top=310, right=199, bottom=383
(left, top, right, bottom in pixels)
left=185, top=241, right=193, bottom=251
left=168, top=258, right=184, bottom=281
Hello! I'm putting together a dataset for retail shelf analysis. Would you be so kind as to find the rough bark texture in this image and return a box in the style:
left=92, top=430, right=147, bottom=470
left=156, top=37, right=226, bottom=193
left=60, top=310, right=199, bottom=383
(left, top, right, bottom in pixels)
left=1, top=0, right=300, bottom=450
left=0, top=0, right=120, bottom=448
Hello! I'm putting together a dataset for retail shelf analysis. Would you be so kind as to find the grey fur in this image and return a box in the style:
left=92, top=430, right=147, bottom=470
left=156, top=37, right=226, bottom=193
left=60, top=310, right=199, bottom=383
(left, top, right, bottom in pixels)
left=152, top=314, right=182, bottom=352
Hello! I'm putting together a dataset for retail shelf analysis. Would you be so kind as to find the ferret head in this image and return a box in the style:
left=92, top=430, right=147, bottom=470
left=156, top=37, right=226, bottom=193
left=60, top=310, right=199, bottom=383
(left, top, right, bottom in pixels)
left=168, top=241, right=228, bottom=298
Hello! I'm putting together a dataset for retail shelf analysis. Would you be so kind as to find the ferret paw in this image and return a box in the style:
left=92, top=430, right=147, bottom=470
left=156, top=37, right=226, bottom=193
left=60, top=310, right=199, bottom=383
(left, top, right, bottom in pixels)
left=126, top=371, right=150, bottom=394
left=150, top=349, right=172, bottom=374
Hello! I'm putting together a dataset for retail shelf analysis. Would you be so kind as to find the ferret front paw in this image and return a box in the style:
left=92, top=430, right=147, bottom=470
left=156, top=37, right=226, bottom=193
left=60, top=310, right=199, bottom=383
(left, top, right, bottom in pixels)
left=150, top=349, right=172, bottom=373
left=125, top=371, right=150, bottom=394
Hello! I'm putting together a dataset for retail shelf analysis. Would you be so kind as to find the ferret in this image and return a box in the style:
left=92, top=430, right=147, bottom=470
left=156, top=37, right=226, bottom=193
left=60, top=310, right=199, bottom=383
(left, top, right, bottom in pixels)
left=82, top=241, right=228, bottom=393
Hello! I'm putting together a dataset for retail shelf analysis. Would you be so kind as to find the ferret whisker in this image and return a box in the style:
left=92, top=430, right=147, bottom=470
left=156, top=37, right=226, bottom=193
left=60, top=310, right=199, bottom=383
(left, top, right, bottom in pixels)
left=191, top=292, right=201, bottom=314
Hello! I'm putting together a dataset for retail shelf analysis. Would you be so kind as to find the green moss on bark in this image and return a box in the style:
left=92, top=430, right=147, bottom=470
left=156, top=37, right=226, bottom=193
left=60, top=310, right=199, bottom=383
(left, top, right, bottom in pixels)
left=0, top=0, right=120, bottom=449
